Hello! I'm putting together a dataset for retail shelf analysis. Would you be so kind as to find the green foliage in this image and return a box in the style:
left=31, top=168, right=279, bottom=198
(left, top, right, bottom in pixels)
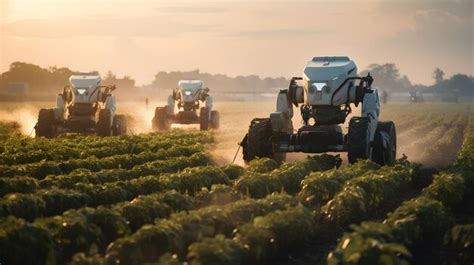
left=235, top=206, right=315, bottom=264
left=245, top=157, right=279, bottom=174
left=0, top=176, right=39, bottom=197
left=443, top=224, right=474, bottom=265
left=299, top=160, right=380, bottom=208
left=104, top=193, right=295, bottom=264
left=422, top=173, right=465, bottom=208
left=322, top=163, right=413, bottom=226
left=221, top=164, right=245, bottom=180
left=187, top=234, right=244, bottom=265
left=328, top=222, right=410, bottom=265
left=0, top=216, right=56, bottom=265
left=235, top=154, right=340, bottom=198
left=386, top=197, right=454, bottom=246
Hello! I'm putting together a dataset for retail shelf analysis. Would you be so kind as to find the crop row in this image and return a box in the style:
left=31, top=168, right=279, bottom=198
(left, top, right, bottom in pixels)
left=75, top=159, right=413, bottom=265
left=419, top=113, right=468, bottom=165
left=327, top=117, right=474, bottom=265
left=0, top=152, right=211, bottom=196
left=0, top=192, right=295, bottom=265
left=234, top=154, right=341, bottom=198
left=83, top=193, right=297, bottom=265
left=0, top=190, right=195, bottom=265
left=0, top=161, right=231, bottom=220
left=0, top=144, right=205, bottom=179
left=0, top=130, right=213, bottom=166
left=60, top=155, right=340, bottom=265
left=151, top=160, right=418, bottom=265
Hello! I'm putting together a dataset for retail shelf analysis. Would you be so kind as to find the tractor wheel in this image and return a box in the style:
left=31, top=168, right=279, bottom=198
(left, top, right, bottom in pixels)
left=347, top=117, right=370, bottom=164
left=152, top=107, right=171, bottom=131
left=112, top=115, right=127, bottom=136
left=36, top=109, right=56, bottom=138
left=210, top=110, right=220, bottom=129
left=241, top=118, right=276, bottom=163
left=372, top=121, right=397, bottom=166
left=97, top=109, right=112, bottom=136
left=199, top=107, right=210, bottom=130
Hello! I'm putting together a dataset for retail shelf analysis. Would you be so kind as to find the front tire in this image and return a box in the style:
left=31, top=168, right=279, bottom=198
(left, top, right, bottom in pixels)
left=210, top=110, right=220, bottom=129
left=241, top=118, right=275, bottom=163
left=199, top=107, right=210, bottom=131
left=152, top=107, right=171, bottom=131
left=372, top=121, right=397, bottom=166
left=347, top=117, right=370, bottom=164
left=112, top=115, right=127, bottom=136
left=97, top=109, right=112, bottom=136
left=36, top=109, right=56, bottom=138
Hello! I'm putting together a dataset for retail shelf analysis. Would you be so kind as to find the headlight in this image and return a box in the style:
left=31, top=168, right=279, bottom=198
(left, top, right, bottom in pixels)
left=310, top=83, right=326, bottom=93
left=184, top=91, right=192, bottom=96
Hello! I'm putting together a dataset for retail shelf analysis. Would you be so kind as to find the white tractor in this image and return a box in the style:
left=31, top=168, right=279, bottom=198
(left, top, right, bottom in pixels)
left=152, top=80, right=219, bottom=131
left=35, top=73, right=127, bottom=138
left=241, top=56, right=397, bottom=166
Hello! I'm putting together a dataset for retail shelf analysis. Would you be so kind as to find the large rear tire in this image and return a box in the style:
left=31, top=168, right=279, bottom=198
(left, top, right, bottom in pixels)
left=36, top=109, right=56, bottom=138
left=112, top=114, right=127, bottom=136
left=199, top=107, right=210, bottom=131
left=241, top=118, right=276, bottom=163
left=347, top=117, right=370, bottom=164
left=210, top=110, right=220, bottom=129
left=372, top=121, right=397, bottom=166
left=152, top=107, right=171, bottom=131
left=97, top=109, right=112, bottom=136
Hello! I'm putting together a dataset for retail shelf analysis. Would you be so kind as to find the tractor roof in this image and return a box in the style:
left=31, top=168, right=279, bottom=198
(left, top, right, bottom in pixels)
left=69, top=74, right=101, bottom=88
left=304, top=56, right=357, bottom=82
left=178, top=80, right=203, bottom=91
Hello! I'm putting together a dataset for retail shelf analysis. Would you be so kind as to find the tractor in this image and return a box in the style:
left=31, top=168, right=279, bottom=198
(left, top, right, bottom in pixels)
left=152, top=80, right=219, bottom=131
left=35, top=73, right=127, bottom=138
left=409, top=90, right=424, bottom=103
left=240, top=56, right=397, bottom=166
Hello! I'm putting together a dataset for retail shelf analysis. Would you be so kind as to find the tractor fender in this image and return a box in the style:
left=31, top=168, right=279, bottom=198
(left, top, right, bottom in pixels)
left=204, top=95, right=213, bottom=120
left=55, top=94, right=65, bottom=120
left=105, top=95, right=117, bottom=124
left=361, top=87, right=381, bottom=158
left=166, top=95, right=175, bottom=115
left=270, top=90, right=294, bottom=133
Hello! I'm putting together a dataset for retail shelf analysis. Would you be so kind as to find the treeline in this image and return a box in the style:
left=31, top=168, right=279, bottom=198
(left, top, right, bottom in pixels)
left=151, top=69, right=288, bottom=93
left=0, top=61, right=472, bottom=101
left=0, top=62, right=135, bottom=101
left=362, top=63, right=474, bottom=96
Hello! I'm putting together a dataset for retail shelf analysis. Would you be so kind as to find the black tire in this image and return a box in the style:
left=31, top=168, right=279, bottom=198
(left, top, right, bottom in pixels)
left=200, top=107, right=210, bottom=131
left=152, top=107, right=171, bottom=131
left=347, top=117, right=370, bottom=164
left=112, top=115, right=127, bottom=136
left=97, top=109, right=112, bottom=136
left=241, top=118, right=275, bottom=163
left=210, top=110, right=220, bottom=129
left=35, top=109, right=56, bottom=138
left=372, top=121, right=397, bottom=166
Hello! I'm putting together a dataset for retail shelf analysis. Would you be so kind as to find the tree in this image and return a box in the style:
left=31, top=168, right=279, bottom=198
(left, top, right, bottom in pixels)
left=433, top=68, right=445, bottom=85
left=359, top=63, right=411, bottom=91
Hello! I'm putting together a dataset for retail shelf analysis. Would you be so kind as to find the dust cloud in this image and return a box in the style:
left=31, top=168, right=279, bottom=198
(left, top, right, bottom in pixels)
left=0, top=106, right=39, bottom=136
left=0, top=101, right=467, bottom=169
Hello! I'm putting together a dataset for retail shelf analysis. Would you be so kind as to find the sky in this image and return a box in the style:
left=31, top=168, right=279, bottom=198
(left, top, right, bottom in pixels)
left=0, top=0, right=473, bottom=85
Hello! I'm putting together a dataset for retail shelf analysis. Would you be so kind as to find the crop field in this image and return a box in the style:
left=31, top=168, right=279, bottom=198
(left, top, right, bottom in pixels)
left=0, top=102, right=473, bottom=265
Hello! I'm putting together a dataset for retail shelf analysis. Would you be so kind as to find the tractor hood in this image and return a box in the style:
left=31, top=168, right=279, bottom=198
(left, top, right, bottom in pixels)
left=69, top=74, right=102, bottom=103
left=303, top=57, right=358, bottom=106
left=303, top=57, right=356, bottom=82
left=178, top=80, right=204, bottom=102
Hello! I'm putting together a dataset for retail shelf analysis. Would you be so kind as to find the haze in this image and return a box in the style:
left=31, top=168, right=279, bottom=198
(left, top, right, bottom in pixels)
left=1, top=0, right=472, bottom=85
